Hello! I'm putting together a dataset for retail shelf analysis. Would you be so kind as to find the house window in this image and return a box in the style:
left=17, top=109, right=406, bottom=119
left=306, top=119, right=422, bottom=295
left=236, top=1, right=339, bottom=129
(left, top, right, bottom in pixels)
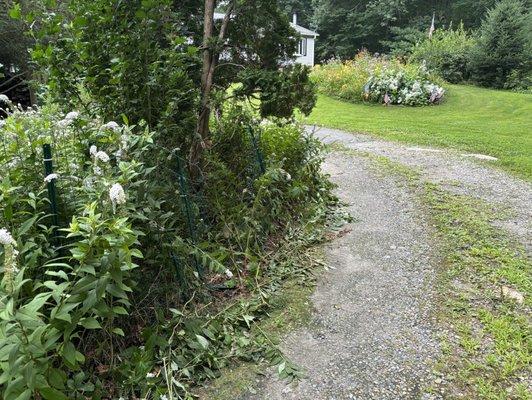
left=298, top=38, right=307, bottom=56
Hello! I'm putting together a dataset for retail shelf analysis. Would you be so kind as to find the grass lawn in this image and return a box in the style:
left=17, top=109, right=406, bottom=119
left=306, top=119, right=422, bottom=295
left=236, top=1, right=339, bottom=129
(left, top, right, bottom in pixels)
left=304, top=84, right=532, bottom=180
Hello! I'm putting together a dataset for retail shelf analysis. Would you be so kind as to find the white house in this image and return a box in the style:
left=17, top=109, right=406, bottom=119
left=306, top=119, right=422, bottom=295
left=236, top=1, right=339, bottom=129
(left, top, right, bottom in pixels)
left=290, top=14, right=319, bottom=66
left=213, top=12, right=319, bottom=67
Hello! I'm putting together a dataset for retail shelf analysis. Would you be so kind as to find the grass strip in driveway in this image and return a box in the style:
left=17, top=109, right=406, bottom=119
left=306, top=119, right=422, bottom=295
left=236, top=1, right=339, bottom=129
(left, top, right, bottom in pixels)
left=424, top=185, right=531, bottom=400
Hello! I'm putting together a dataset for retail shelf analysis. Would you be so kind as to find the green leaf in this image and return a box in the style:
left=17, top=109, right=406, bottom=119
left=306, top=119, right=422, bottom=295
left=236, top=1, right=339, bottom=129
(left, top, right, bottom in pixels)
left=242, top=314, right=255, bottom=328
left=79, top=317, right=101, bottom=329
left=18, top=215, right=39, bottom=235
left=278, top=361, right=286, bottom=374
left=112, top=328, right=125, bottom=336
left=112, top=306, right=128, bottom=315
left=196, top=334, right=209, bottom=349
left=21, top=293, right=51, bottom=314
left=62, top=342, right=76, bottom=365
left=39, top=387, right=69, bottom=400
left=9, top=4, right=21, bottom=19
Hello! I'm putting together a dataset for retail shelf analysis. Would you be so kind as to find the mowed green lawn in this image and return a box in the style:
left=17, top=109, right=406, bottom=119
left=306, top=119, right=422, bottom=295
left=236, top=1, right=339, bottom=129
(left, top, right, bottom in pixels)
left=305, top=84, right=532, bottom=180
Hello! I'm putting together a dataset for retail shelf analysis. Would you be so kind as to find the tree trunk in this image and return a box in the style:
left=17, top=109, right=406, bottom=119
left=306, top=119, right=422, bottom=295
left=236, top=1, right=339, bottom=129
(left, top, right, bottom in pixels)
left=188, top=0, right=216, bottom=180
left=189, top=0, right=234, bottom=181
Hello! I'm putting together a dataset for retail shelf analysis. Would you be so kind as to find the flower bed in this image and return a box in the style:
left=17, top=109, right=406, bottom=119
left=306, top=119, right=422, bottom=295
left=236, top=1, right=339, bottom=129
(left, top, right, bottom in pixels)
left=311, top=51, right=445, bottom=106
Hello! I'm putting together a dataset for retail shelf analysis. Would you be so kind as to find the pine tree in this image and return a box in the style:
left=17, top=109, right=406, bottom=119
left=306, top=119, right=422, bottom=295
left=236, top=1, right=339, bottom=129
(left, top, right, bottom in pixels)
left=470, top=0, right=531, bottom=88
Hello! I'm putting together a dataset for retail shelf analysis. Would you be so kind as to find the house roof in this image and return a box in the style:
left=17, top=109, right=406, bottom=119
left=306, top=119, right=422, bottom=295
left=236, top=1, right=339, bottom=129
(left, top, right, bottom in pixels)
left=213, top=12, right=319, bottom=38
left=290, top=23, right=319, bottom=38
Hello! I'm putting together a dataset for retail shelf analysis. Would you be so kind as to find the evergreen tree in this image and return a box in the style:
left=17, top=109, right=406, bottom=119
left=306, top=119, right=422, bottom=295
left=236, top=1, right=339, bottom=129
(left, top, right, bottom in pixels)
left=311, top=0, right=504, bottom=62
left=470, top=0, right=531, bottom=88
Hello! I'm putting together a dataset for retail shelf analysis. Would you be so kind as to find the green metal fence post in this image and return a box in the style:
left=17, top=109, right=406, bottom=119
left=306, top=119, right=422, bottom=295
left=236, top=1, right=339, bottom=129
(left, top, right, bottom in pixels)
left=174, top=150, right=203, bottom=278
left=247, top=125, right=266, bottom=175
left=43, top=144, right=60, bottom=243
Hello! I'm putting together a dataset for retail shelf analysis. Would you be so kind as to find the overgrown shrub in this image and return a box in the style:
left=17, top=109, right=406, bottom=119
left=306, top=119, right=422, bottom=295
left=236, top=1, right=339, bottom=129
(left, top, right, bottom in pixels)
left=0, top=101, right=158, bottom=399
left=311, top=52, right=445, bottom=106
left=410, top=24, right=476, bottom=83
left=0, top=97, right=335, bottom=398
left=469, top=0, right=531, bottom=89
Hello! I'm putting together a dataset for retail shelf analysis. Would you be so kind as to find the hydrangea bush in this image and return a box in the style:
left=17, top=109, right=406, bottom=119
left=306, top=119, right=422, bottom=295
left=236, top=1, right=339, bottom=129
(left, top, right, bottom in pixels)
left=311, top=51, right=445, bottom=106
left=364, top=66, right=445, bottom=106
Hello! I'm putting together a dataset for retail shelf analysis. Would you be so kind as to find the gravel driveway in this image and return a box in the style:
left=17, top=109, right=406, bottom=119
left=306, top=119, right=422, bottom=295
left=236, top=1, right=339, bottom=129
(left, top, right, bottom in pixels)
left=309, top=126, right=532, bottom=251
left=244, top=151, right=441, bottom=399
left=238, top=127, right=531, bottom=400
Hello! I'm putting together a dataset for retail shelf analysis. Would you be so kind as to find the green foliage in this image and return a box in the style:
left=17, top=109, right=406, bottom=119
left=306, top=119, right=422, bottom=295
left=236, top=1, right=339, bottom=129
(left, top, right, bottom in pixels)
left=411, top=24, right=477, bottom=83
left=30, top=0, right=199, bottom=145
left=237, top=64, right=317, bottom=119
left=311, top=52, right=445, bottom=106
left=381, top=26, right=426, bottom=59
left=312, top=0, right=497, bottom=61
left=2, top=1, right=330, bottom=398
left=469, top=0, right=531, bottom=89
left=0, top=100, right=336, bottom=397
left=0, top=106, right=153, bottom=399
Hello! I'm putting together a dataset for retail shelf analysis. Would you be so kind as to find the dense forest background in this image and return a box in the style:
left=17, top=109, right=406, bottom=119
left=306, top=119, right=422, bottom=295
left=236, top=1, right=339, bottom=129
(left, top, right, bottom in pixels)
left=279, top=0, right=503, bottom=61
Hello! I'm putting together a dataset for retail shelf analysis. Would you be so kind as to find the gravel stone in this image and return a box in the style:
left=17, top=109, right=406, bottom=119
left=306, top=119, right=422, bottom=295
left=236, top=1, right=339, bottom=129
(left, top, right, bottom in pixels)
left=235, top=127, right=531, bottom=400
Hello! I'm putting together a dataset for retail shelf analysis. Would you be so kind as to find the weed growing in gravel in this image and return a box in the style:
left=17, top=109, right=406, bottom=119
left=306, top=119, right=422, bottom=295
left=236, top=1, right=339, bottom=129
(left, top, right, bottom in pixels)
left=424, top=185, right=530, bottom=400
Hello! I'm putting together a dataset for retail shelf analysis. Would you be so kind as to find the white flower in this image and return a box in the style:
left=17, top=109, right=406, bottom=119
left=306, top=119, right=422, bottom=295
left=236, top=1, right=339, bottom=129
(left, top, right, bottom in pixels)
left=115, top=149, right=123, bottom=160
left=102, top=121, right=120, bottom=132
left=109, top=183, right=126, bottom=207
left=146, top=372, right=156, bottom=378
left=44, top=173, right=59, bottom=183
left=120, top=135, right=128, bottom=149
left=89, top=145, right=98, bottom=157
left=64, top=111, right=79, bottom=121
left=0, top=94, right=10, bottom=103
left=0, top=120, right=6, bottom=128
left=96, top=151, right=110, bottom=163
left=0, top=228, right=15, bottom=246
left=224, top=268, right=233, bottom=279
left=93, top=166, right=102, bottom=176
left=160, top=396, right=168, bottom=400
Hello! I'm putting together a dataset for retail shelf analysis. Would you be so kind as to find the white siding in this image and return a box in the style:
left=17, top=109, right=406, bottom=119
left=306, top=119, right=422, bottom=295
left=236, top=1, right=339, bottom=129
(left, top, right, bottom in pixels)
left=295, top=37, right=315, bottom=66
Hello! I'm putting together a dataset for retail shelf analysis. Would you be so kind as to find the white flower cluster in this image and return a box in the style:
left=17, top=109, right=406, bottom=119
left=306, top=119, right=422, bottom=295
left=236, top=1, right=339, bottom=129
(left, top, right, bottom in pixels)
left=57, top=111, right=80, bottom=127
left=44, top=173, right=59, bottom=183
left=0, top=228, right=19, bottom=292
left=90, top=145, right=110, bottom=163
left=0, top=94, right=10, bottom=103
left=101, top=121, right=121, bottom=132
left=365, top=69, right=445, bottom=106
left=109, top=183, right=126, bottom=210
left=0, top=228, right=16, bottom=246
